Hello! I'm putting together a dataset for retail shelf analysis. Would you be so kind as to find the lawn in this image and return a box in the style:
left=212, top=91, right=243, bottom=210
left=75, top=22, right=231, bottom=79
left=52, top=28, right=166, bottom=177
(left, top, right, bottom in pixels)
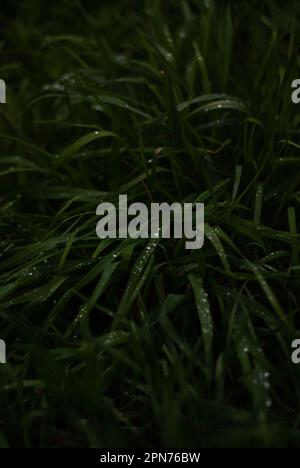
left=0, top=0, right=300, bottom=448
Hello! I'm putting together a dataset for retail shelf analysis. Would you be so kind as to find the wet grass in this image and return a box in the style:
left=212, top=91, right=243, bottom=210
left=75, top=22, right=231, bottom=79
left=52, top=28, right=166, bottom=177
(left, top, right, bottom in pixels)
left=0, top=0, right=300, bottom=448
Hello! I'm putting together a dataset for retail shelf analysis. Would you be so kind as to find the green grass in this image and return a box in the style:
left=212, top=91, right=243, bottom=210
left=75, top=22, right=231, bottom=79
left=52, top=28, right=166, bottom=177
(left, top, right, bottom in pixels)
left=0, top=0, right=300, bottom=448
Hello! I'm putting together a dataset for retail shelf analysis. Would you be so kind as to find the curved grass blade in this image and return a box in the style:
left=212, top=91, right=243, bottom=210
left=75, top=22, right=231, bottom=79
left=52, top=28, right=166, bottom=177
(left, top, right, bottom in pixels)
left=57, top=130, right=120, bottom=166
left=189, top=273, right=213, bottom=363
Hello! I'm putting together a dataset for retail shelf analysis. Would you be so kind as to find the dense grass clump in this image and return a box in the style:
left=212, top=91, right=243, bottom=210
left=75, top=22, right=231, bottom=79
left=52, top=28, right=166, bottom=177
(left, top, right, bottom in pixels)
left=0, top=0, right=300, bottom=448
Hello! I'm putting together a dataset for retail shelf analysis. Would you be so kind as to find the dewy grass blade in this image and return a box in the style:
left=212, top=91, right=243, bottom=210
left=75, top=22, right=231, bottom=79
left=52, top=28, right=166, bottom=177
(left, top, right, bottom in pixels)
left=232, top=165, right=243, bottom=201
left=65, top=260, right=120, bottom=339
left=288, top=207, right=299, bottom=266
left=186, top=99, right=249, bottom=119
left=113, top=239, right=159, bottom=329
